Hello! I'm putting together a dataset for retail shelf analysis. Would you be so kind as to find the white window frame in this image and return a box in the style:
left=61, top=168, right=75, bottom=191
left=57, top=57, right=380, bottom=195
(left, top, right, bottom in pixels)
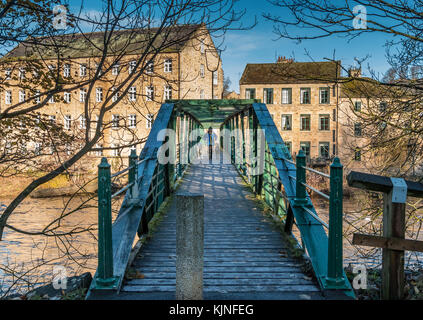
left=95, top=143, right=103, bottom=157
left=146, top=61, right=154, bottom=74
left=5, top=69, right=11, bottom=80
left=34, top=90, right=40, bottom=103
left=129, top=114, right=136, bottom=129
left=19, top=90, right=25, bottom=103
left=96, top=87, right=103, bottom=102
left=64, top=91, right=71, bottom=103
left=79, top=116, right=86, bottom=129
left=112, top=114, right=120, bottom=129
left=164, top=59, right=172, bottom=73
left=129, top=60, right=136, bottom=74
left=129, top=86, right=137, bottom=102
left=64, top=115, right=71, bottom=130
left=18, top=67, right=25, bottom=79
left=49, top=95, right=55, bottom=104
left=112, top=87, right=120, bottom=102
left=146, top=86, right=154, bottom=101
left=200, top=64, right=205, bottom=78
left=5, top=90, right=12, bottom=104
left=111, top=143, right=120, bottom=157
left=112, top=63, right=120, bottom=76
left=164, top=85, right=172, bottom=100
left=63, top=64, right=70, bottom=78
left=200, top=89, right=205, bottom=99
left=80, top=89, right=87, bottom=102
left=282, top=88, right=291, bottom=104
left=49, top=115, right=56, bottom=124
left=80, top=64, right=87, bottom=77
left=213, top=71, right=218, bottom=85
left=146, top=114, right=154, bottom=129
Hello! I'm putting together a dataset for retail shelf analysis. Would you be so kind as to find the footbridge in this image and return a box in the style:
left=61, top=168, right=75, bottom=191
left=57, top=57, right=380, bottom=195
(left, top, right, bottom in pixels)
left=86, top=100, right=355, bottom=300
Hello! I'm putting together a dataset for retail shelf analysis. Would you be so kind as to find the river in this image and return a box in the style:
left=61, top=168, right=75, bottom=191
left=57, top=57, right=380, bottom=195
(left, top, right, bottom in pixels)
left=0, top=193, right=422, bottom=297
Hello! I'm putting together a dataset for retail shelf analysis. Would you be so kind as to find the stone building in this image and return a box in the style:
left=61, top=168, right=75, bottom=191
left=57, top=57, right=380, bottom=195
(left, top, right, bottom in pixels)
left=239, top=58, right=341, bottom=164
left=0, top=24, right=223, bottom=162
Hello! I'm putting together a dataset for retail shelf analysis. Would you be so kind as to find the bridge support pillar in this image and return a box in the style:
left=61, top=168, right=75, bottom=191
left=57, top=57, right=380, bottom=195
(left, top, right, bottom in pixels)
left=176, top=193, right=204, bottom=300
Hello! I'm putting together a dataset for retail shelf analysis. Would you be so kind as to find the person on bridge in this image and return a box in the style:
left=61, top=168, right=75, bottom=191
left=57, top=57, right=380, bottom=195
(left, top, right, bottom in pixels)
left=204, top=127, right=217, bottom=164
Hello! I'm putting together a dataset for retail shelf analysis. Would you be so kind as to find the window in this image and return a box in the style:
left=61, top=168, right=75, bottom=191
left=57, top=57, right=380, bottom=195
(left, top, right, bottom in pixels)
left=129, top=114, right=136, bottom=128
left=146, top=114, right=154, bottom=129
left=285, top=141, right=292, bottom=155
left=19, top=90, right=25, bottom=103
left=79, top=89, right=87, bottom=102
left=213, top=71, right=218, bottom=85
left=146, top=86, right=154, bottom=101
left=354, top=101, right=362, bottom=112
left=80, top=116, right=86, bottom=129
left=5, top=90, right=12, bottom=104
left=263, top=88, right=274, bottom=104
left=281, top=88, right=292, bottom=104
left=200, top=64, right=205, bottom=78
left=5, top=69, right=11, bottom=80
left=354, top=148, right=362, bottom=161
left=319, top=114, right=330, bottom=131
left=129, top=60, right=136, bottom=74
left=49, top=115, right=56, bottom=124
left=146, top=61, right=154, bottom=74
left=200, top=40, right=205, bottom=54
left=96, top=87, right=103, bottom=102
left=332, top=109, right=336, bottom=121
left=112, top=63, right=120, bottom=76
left=48, top=64, right=55, bottom=72
left=34, top=90, right=40, bottom=103
left=95, top=63, right=102, bottom=76
left=112, top=114, right=120, bottom=128
left=319, top=142, right=330, bottom=159
left=164, top=59, right=172, bottom=73
left=245, top=88, right=256, bottom=99
left=49, top=95, right=55, bottom=104
left=200, top=89, right=205, bottom=99
left=63, top=64, right=70, bottom=78
left=34, top=142, right=41, bottom=156
left=319, top=87, right=330, bottom=104
left=111, top=144, right=120, bottom=157
left=354, top=123, right=362, bottom=137
left=64, top=115, right=71, bottom=130
left=281, top=114, right=292, bottom=131
left=300, top=142, right=311, bottom=159
left=300, top=88, right=311, bottom=104
left=164, top=85, right=172, bottom=100
left=129, top=86, right=137, bottom=102
left=95, top=144, right=103, bottom=157
left=112, top=87, right=119, bottom=102
left=379, top=102, right=387, bottom=112
left=18, top=67, right=25, bottom=79
left=64, top=92, right=71, bottom=103
left=300, top=114, right=311, bottom=131
left=333, top=130, right=336, bottom=143
left=80, top=64, right=87, bottom=77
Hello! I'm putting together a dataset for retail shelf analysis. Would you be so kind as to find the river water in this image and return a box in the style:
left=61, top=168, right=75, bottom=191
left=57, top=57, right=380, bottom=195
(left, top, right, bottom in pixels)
left=0, top=193, right=422, bottom=297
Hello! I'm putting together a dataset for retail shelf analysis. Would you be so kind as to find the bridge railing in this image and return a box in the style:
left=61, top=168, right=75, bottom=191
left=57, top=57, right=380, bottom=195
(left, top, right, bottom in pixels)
left=88, top=103, right=202, bottom=294
left=221, top=103, right=354, bottom=296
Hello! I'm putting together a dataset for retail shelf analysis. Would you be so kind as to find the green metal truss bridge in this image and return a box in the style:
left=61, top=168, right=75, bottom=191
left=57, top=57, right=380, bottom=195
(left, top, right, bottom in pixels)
left=86, top=99, right=355, bottom=300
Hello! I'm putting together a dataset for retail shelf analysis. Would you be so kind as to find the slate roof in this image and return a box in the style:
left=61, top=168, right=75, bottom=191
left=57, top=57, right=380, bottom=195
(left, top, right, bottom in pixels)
left=240, top=61, right=341, bottom=85
left=5, top=24, right=202, bottom=60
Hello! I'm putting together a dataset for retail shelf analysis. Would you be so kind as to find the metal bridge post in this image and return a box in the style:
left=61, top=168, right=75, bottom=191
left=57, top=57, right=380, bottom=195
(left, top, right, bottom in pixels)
left=325, top=157, right=346, bottom=289
left=294, top=150, right=307, bottom=206
left=95, top=157, right=118, bottom=289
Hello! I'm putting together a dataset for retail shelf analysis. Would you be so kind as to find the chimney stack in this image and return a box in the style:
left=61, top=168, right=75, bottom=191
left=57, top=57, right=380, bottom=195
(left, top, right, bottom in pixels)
left=348, top=68, right=362, bottom=78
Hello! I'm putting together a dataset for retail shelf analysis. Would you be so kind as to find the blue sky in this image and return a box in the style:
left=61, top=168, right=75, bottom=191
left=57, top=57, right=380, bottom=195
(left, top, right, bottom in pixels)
left=222, top=0, right=393, bottom=92
left=64, top=0, right=393, bottom=92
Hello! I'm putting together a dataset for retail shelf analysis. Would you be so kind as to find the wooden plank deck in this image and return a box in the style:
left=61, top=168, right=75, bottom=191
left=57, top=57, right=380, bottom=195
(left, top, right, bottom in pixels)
left=115, top=162, right=330, bottom=300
